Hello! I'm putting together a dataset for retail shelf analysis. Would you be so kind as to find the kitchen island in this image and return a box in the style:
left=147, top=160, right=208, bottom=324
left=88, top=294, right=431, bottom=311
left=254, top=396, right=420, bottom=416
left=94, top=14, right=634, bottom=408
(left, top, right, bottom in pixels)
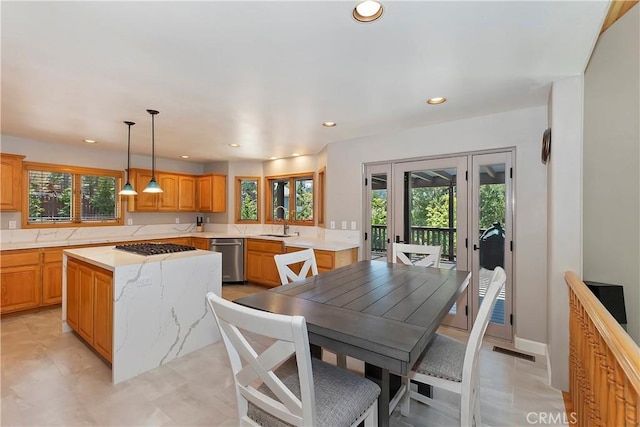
left=62, top=245, right=222, bottom=384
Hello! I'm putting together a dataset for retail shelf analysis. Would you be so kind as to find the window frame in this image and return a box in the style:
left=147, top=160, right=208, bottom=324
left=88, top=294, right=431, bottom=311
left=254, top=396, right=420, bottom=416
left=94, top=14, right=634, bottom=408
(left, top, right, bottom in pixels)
left=22, top=161, right=124, bottom=228
left=265, top=172, right=315, bottom=226
left=234, top=176, right=261, bottom=224
left=317, top=167, right=326, bottom=227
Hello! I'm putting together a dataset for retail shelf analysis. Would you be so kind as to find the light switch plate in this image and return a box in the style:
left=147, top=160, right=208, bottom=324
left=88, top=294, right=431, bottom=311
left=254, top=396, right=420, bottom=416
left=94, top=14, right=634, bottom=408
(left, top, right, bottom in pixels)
left=127, top=219, right=133, bottom=225
left=175, top=218, right=180, bottom=224
left=341, top=221, right=347, bottom=230
left=330, top=221, right=335, bottom=229
left=351, top=221, right=357, bottom=230
left=206, top=217, right=210, bottom=223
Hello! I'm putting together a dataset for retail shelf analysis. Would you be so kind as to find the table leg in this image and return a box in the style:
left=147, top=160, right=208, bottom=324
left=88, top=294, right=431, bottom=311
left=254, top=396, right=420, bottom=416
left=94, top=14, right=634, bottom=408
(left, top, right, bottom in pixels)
left=364, top=363, right=401, bottom=427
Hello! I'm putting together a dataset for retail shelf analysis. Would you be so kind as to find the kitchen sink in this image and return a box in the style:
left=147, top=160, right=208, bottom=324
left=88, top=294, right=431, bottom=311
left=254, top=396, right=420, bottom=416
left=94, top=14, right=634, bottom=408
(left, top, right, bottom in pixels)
left=259, top=233, right=294, bottom=238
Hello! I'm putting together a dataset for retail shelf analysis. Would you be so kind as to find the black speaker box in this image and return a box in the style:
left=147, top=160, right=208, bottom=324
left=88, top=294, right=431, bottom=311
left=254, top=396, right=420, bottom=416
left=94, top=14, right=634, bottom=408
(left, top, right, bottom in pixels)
left=584, top=281, right=627, bottom=325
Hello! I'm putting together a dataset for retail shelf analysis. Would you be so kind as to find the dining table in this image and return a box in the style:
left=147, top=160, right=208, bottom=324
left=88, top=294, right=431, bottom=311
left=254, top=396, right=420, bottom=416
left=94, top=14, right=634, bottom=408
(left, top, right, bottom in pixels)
left=235, top=259, right=471, bottom=427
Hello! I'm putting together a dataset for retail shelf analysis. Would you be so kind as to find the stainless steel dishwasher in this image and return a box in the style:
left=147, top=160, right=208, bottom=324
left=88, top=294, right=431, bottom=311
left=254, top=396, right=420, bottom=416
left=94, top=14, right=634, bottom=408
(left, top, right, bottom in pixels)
left=210, top=238, right=245, bottom=283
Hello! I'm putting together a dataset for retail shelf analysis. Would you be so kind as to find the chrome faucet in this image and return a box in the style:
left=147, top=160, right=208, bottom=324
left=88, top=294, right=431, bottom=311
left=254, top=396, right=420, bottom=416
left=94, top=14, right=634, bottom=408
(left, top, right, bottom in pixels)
left=274, top=205, right=289, bottom=235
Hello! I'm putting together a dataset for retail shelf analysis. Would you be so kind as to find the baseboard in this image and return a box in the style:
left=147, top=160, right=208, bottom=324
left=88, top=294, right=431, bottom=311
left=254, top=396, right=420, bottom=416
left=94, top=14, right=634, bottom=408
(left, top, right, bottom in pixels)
left=514, top=336, right=547, bottom=356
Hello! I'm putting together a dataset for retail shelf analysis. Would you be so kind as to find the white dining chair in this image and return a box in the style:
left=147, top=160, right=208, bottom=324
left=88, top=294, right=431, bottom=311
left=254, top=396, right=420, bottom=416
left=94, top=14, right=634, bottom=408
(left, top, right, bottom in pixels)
left=274, top=248, right=319, bottom=285
left=206, top=292, right=380, bottom=427
left=400, top=267, right=507, bottom=426
left=392, top=243, right=442, bottom=268
left=274, top=248, right=348, bottom=369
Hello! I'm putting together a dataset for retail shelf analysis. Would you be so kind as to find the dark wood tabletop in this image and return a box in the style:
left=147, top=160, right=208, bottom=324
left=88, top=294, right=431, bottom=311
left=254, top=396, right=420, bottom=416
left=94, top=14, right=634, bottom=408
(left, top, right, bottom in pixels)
left=235, top=260, right=471, bottom=375
left=235, top=260, right=470, bottom=426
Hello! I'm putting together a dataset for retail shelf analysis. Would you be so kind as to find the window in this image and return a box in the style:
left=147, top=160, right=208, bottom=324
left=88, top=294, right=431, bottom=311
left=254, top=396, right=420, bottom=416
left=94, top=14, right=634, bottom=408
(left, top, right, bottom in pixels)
left=265, top=173, right=314, bottom=226
left=24, top=162, right=124, bottom=228
left=235, top=177, right=261, bottom=223
left=317, top=167, right=325, bottom=227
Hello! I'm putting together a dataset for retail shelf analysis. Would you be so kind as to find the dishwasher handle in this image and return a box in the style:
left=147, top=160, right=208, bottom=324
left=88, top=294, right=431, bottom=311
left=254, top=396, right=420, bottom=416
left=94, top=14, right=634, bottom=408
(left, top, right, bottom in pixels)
left=210, top=242, right=243, bottom=247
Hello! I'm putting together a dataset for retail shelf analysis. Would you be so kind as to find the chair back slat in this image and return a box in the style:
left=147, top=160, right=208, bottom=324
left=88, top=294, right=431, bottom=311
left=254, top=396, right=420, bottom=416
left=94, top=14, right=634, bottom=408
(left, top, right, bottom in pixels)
left=274, top=248, right=319, bottom=285
left=392, top=243, right=442, bottom=268
left=207, top=292, right=317, bottom=425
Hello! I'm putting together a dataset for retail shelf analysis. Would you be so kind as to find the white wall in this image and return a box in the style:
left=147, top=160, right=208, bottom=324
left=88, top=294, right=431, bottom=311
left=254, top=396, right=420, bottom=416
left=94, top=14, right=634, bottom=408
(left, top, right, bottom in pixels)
left=325, top=106, right=549, bottom=345
left=583, top=5, right=640, bottom=344
left=547, top=77, right=584, bottom=391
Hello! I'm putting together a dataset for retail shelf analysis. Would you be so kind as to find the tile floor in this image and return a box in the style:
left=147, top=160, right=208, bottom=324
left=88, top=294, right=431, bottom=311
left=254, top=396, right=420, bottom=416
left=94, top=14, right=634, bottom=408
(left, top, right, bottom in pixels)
left=1, top=284, right=567, bottom=426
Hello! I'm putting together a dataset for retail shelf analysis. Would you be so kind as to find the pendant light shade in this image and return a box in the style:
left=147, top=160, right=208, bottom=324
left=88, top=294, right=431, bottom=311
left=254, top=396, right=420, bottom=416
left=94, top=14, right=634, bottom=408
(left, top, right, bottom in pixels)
left=143, top=109, right=163, bottom=193
left=119, top=120, right=138, bottom=196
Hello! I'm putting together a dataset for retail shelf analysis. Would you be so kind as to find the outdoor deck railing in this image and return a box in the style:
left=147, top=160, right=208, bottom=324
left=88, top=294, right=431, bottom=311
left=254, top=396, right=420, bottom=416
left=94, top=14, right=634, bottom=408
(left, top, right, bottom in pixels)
left=371, top=225, right=457, bottom=260
left=565, top=271, right=639, bottom=426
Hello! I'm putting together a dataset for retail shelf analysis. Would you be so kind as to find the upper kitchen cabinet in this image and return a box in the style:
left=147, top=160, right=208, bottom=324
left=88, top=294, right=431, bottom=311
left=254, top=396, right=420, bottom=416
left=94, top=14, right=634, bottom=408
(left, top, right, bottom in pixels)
left=157, top=173, right=179, bottom=211
left=127, top=169, right=157, bottom=212
left=197, top=174, right=226, bottom=213
left=178, top=175, right=196, bottom=211
left=0, top=153, right=25, bottom=211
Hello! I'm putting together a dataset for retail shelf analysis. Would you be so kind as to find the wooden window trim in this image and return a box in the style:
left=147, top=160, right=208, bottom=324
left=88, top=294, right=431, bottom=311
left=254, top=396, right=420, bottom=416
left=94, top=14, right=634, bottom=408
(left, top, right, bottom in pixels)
left=235, top=176, right=261, bottom=224
left=317, top=167, right=326, bottom=227
left=265, top=172, right=315, bottom=227
left=22, top=161, right=124, bottom=228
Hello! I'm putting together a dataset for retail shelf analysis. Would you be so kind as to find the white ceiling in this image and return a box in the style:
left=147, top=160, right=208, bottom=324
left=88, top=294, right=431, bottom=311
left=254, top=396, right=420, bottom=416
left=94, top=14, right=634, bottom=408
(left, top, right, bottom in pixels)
left=1, top=1, right=609, bottom=163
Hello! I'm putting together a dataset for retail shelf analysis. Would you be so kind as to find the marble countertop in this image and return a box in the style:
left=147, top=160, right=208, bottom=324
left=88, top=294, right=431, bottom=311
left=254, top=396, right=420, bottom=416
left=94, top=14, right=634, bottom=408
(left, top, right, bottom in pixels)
left=2, top=231, right=359, bottom=252
left=63, top=245, right=217, bottom=271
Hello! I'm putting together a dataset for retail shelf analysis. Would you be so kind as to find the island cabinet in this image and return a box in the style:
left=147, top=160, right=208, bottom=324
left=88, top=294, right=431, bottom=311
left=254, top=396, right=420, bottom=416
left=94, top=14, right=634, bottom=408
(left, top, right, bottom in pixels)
left=196, top=174, right=226, bottom=213
left=66, top=257, right=113, bottom=363
left=286, top=246, right=358, bottom=274
left=0, top=153, right=25, bottom=211
left=246, top=238, right=284, bottom=287
left=0, top=249, right=41, bottom=313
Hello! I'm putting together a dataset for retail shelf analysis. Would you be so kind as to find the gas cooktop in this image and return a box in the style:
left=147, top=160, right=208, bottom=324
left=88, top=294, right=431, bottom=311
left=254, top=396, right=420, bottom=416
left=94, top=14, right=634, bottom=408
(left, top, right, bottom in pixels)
left=114, top=242, right=197, bottom=256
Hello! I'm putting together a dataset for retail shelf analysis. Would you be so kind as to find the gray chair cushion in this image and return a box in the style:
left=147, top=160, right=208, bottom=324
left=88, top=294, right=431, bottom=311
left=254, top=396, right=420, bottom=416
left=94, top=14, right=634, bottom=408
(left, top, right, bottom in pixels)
left=412, top=333, right=466, bottom=382
left=248, top=357, right=380, bottom=427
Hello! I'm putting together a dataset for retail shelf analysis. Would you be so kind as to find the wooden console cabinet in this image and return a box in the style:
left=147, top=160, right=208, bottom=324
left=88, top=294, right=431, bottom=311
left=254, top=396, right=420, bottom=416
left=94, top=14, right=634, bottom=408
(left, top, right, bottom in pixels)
left=66, top=257, right=113, bottom=362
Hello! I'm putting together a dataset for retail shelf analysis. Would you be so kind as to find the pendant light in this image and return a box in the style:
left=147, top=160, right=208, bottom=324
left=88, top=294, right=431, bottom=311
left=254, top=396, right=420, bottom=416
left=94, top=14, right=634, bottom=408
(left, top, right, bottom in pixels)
left=143, top=109, right=163, bottom=193
left=119, top=121, right=137, bottom=195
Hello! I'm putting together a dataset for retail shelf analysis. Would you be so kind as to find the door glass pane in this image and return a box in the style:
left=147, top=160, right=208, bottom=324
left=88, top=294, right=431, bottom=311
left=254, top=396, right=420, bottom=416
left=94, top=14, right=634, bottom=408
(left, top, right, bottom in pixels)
left=477, top=163, right=506, bottom=325
left=81, top=175, right=117, bottom=220
left=294, top=177, right=313, bottom=221
left=404, top=168, right=457, bottom=269
left=370, top=173, right=388, bottom=260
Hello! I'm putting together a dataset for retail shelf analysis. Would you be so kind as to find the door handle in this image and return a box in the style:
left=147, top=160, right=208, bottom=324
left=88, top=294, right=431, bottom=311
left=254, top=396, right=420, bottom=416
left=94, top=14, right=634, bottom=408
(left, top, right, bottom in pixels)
left=473, top=244, right=479, bottom=251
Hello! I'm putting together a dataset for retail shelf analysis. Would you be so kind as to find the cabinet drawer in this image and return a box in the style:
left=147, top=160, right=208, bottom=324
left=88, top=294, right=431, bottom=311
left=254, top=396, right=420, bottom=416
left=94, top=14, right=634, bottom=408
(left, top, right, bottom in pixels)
left=314, top=251, right=334, bottom=270
left=246, top=239, right=283, bottom=254
left=0, top=250, right=40, bottom=267
left=43, top=248, right=63, bottom=263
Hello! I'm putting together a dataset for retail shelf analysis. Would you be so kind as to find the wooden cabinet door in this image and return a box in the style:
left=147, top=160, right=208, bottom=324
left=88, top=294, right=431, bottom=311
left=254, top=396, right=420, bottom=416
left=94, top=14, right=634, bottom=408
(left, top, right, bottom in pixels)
left=66, top=259, right=80, bottom=331
left=261, top=253, right=282, bottom=286
left=93, top=269, right=113, bottom=362
left=191, top=237, right=210, bottom=250
left=158, top=173, right=179, bottom=211
left=129, top=169, right=157, bottom=212
left=196, top=175, right=213, bottom=212
left=196, top=174, right=226, bottom=212
left=245, top=239, right=283, bottom=287
left=42, top=249, right=63, bottom=305
left=78, top=264, right=95, bottom=343
left=178, top=175, right=196, bottom=211
left=0, top=250, right=41, bottom=313
left=0, top=153, right=24, bottom=211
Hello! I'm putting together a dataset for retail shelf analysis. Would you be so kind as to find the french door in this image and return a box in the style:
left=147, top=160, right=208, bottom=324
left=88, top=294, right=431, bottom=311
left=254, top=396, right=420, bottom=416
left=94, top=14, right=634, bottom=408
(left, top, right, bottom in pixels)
left=364, top=151, right=513, bottom=339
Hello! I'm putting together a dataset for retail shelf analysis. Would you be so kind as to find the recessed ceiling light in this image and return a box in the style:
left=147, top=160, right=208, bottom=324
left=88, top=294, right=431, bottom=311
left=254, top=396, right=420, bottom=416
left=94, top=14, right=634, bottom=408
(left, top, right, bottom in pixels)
left=353, top=0, right=383, bottom=23
left=180, top=155, right=190, bottom=159
left=427, top=97, right=447, bottom=105
left=291, top=153, right=301, bottom=157
left=269, top=156, right=278, bottom=160
left=228, top=143, right=240, bottom=147
left=322, top=121, right=337, bottom=127
left=83, top=139, right=97, bottom=144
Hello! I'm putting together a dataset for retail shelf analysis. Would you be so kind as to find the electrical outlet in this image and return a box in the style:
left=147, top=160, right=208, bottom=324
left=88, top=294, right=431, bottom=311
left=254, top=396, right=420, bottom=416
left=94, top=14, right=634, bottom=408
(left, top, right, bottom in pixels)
left=175, top=218, right=180, bottom=224
left=127, top=219, right=133, bottom=226
left=341, top=221, right=347, bottom=230
left=8, top=220, right=16, bottom=230
left=351, top=221, right=357, bottom=230
left=330, top=221, right=335, bottom=229
left=206, top=217, right=210, bottom=223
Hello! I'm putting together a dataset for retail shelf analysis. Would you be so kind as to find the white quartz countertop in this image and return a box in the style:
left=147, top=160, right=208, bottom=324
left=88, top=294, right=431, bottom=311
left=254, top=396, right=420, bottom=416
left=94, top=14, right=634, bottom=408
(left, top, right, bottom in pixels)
left=63, top=245, right=217, bottom=271
left=2, top=231, right=359, bottom=252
